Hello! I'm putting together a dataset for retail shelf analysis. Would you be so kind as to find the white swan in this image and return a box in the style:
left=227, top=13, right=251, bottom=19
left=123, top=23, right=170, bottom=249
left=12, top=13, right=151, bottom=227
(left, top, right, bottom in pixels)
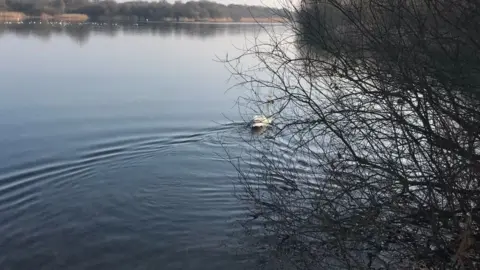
left=251, top=93, right=275, bottom=129
left=251, top=115, right=273, bottom=128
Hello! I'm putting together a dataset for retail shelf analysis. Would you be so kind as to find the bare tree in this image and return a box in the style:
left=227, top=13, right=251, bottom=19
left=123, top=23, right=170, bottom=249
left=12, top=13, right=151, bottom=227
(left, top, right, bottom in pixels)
left=0, top=0, right=8, bottom=11
left=55, top=0, right=65, bottom=14
left=224, top=0, right=480, bottom=269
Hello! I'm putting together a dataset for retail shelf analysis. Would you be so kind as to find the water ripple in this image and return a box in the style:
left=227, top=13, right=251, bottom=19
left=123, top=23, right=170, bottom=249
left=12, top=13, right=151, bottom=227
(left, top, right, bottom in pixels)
left=0, top=120, right=247, bottom=224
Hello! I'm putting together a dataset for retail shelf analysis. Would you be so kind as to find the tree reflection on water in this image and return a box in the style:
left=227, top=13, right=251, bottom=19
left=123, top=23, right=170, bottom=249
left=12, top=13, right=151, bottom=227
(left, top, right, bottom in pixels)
left=0, top=22, right=270, bottom=46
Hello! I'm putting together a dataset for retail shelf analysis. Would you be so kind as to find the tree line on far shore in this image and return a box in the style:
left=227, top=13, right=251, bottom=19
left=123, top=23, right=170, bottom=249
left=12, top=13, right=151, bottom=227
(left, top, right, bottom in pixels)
left=1, top=0, right=284, bottom=21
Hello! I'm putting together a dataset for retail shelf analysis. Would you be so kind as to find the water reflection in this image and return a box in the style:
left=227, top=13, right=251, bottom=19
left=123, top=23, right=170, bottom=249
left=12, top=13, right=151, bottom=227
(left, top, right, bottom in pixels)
left=0, top=22, right=267, bottom=45
left=0, top=19, right=261, bottom=270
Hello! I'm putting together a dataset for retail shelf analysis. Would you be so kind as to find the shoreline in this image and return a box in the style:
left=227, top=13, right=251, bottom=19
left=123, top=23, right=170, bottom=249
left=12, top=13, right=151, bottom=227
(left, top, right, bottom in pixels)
left=0, top=12, right=285, bottom=24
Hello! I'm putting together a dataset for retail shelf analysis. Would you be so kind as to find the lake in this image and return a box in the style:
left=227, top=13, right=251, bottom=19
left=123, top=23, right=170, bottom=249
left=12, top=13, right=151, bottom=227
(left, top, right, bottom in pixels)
left=0, top=22, right=278, bottom=270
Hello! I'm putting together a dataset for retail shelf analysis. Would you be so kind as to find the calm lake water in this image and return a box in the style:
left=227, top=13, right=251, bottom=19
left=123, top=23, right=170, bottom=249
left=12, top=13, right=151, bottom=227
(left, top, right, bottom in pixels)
left=0, top=23, right=278, bottom=270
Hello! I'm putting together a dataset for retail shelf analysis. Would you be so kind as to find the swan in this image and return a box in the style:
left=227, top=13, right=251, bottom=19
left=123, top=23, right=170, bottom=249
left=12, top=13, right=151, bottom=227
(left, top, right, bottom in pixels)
left=251, top=93, right=274, bottom=129
left=251, top=115, right=273, bottom=129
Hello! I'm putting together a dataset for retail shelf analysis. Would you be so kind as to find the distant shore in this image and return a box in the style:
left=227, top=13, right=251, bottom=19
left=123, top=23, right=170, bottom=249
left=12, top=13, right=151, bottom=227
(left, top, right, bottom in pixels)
left=0, top=11, right=284, bottom=24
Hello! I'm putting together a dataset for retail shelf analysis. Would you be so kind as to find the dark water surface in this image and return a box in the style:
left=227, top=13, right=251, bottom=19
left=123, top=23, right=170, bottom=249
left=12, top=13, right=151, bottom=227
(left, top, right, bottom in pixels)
left=0, top=23, right=274, bottom=270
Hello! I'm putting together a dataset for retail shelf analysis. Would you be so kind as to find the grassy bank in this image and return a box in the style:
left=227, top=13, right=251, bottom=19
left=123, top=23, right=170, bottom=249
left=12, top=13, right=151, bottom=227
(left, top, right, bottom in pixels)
left=53, top=14, right=89, bottom=23
left=96, top=16, right=285, bottom=23
left=0, top=12, right=26, bottom=21
left=1, top=13, right=283, bottom=24
left=1, top=11, right=283, bottom=24
left=1, top=12, right=88, bottom=22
